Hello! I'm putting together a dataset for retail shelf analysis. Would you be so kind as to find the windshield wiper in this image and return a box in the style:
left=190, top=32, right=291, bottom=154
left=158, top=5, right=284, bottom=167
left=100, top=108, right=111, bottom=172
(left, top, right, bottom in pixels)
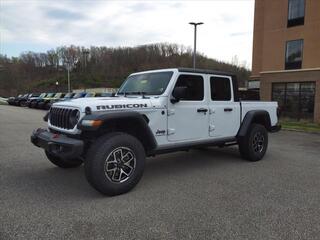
left=120, top=91, right=148, bottom=98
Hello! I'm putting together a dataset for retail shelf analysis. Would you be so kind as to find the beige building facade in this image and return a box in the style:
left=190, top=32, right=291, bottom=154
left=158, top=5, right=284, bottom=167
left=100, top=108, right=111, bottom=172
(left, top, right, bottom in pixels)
left=251, top=0, right=320, bottom=122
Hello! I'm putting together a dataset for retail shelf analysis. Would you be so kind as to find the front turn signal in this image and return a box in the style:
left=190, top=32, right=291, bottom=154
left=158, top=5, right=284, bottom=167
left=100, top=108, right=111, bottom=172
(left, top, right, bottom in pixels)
left=81, top=120, right=103, bottom=127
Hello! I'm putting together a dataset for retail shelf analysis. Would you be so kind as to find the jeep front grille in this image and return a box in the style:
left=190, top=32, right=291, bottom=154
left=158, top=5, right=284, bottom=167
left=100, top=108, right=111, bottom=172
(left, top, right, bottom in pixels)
left=49, top=107, right=79, bottom=130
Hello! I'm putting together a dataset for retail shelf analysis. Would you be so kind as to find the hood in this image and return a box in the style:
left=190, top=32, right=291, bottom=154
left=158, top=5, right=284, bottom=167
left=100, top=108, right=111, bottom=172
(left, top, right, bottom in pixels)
left=52, top=96, right=164, bottom=113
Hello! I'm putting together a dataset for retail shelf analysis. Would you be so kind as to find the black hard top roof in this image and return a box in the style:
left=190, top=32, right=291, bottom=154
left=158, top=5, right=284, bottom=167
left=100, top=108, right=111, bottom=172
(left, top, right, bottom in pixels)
left=178, top=68, right=235, bottom=77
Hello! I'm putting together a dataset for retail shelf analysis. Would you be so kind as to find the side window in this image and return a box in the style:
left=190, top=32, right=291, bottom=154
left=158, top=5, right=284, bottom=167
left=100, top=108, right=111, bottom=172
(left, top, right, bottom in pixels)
left=210, top=77, right=231, bottom=101
left=287, top=0, right=305, bottom=27
left=174, top=74, right=204, bottom=101
left=285, top=39, right=303, bottom=70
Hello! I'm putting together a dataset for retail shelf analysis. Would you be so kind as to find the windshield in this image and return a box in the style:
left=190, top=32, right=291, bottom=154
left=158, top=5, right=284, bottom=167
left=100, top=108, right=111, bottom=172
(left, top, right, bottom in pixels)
left=39, top=93, right=46, bottom=98
left=118, top=71, right=173, bottom=95
left=46, top=93, right=55, bottom=98
left=64, top=93, right=73, bottom=98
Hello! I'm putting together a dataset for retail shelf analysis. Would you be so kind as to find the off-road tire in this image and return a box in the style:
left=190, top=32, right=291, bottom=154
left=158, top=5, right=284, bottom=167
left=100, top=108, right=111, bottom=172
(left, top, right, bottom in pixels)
left=84, top=132, right=145, bottom=196
left=45, top=150, right=83, bottom=168
left=238, top=123, right=268, bottom=161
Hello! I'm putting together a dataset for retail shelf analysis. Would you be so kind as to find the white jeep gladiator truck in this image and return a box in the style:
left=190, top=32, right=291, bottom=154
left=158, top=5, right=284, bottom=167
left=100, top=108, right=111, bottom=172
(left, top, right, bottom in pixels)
left=31, top=68, right=281, bottom=196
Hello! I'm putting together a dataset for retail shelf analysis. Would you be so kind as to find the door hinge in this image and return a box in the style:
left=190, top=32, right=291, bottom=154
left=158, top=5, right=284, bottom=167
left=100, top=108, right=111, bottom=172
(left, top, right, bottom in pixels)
left=209, top=125, right=215, bottom=132
left=167, top=109, right=175, bottom=116
left=167, top=128, right=175, bottom=135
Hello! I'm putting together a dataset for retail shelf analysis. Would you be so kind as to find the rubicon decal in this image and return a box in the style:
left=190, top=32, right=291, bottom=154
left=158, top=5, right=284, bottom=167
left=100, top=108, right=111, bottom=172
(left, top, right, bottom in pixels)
left=96, top=103, right=148, bottom=110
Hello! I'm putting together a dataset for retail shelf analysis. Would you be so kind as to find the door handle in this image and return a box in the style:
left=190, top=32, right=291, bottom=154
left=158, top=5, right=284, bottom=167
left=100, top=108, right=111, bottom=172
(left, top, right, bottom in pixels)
left=224, top=108, right=233, bottom=112
left=197, top=108, right=208, bottom=113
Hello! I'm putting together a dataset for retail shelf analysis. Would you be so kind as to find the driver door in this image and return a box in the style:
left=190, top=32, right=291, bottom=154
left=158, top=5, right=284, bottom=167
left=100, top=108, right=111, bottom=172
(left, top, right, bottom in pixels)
left=167, top=74, right=209, bottom=142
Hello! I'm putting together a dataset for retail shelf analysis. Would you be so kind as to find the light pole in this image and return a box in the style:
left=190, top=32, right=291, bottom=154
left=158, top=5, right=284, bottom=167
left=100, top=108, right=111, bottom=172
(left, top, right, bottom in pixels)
left=65, top=61, right=71, bottom=93
left=189, top=22, right=203, bottom=69
left=55, top=81, right=59, bottom=92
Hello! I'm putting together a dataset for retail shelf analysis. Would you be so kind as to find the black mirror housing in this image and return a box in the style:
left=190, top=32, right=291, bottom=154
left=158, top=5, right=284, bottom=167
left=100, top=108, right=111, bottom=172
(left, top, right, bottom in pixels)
left=171, top=86, right=188, bottom=104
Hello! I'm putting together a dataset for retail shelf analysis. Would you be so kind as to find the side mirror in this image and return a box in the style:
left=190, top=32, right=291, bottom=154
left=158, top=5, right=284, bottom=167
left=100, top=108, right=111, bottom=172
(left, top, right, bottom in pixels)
left=171, top=86, right=188, bottom=104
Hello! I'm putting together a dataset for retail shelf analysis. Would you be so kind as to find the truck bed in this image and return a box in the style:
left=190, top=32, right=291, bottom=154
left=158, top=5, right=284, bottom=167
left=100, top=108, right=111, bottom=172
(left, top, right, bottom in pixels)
left=241, top=101, right=278, bottom=127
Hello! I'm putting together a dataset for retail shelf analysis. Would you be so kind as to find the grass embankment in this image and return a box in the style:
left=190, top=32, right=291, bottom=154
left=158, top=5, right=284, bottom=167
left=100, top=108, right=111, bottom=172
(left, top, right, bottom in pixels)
left=280, top=120, right=320, bottom=133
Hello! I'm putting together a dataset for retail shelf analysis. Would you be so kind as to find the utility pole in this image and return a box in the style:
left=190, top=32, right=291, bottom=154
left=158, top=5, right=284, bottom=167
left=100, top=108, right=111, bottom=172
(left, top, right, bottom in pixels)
left=189, top=22, right=203, bottom=69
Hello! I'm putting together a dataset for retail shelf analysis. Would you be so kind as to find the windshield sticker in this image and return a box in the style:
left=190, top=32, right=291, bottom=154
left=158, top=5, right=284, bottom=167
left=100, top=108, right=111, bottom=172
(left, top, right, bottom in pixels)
left=96, top=103, right=148, bottom=110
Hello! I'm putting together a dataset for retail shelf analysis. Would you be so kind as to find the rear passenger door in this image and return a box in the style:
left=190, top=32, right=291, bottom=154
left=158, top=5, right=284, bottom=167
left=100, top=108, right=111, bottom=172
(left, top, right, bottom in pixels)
left=167, top=74, right=209, bottom=142
left=209, top=76, right=240, bottom=138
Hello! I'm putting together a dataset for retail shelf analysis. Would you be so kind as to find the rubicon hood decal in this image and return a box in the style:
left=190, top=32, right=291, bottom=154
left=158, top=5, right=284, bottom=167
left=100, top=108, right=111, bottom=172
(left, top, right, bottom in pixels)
left=96, top=103, right=149, bottom=110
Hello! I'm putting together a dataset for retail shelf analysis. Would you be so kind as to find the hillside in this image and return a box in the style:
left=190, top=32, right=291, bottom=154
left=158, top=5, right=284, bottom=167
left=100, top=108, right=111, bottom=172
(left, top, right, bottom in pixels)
left=0, top=43, right=251, bottom=97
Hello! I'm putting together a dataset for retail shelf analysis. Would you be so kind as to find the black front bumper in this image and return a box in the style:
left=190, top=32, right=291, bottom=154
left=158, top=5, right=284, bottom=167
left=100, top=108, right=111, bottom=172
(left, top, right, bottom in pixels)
left=31, top=128, right=84, bottom=159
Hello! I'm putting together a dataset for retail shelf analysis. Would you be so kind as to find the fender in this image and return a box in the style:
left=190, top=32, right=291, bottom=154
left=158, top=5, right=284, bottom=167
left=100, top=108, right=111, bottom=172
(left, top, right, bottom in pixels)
left=78, top=111, right=157, bottom=152
left=237, top=110, right=272, bottom=138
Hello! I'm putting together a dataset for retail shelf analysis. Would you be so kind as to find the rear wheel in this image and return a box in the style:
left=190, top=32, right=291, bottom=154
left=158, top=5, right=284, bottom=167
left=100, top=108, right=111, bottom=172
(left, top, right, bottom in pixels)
left=238, top=123, right=268, bottom=161
left=84, top=132, right=145, bottom=196
left=45, top=150, right=83, bottom=168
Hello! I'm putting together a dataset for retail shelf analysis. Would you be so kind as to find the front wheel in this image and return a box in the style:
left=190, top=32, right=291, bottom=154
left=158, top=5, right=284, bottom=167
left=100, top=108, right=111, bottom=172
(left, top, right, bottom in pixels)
left=20, top=100, right=27, bottom=107
left=238, top=123, right=268, bottom=161
left=45, top=150, right=83, bottom=168
left=84, top=132, right=145, bottom=196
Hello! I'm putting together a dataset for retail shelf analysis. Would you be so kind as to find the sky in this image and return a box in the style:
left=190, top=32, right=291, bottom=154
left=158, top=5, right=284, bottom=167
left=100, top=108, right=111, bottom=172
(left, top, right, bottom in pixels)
left=0, top=0, right=254, bottom=68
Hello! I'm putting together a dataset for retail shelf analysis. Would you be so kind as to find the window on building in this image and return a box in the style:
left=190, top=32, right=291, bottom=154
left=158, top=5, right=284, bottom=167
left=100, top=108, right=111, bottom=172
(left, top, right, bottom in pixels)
left=210, top=77, right=231, bottom=101
left=173, top=74, right=204, bottom=101
left=285, top=39, right=303, bottom=70
left=272, top=82, right=315, bottom=121
left=288, top=0, right=305, bottom=27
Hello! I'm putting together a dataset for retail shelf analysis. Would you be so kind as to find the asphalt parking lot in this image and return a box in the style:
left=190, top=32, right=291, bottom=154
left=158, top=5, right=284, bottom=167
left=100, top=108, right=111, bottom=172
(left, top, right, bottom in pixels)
left=0, top=105, right=319, bottom=240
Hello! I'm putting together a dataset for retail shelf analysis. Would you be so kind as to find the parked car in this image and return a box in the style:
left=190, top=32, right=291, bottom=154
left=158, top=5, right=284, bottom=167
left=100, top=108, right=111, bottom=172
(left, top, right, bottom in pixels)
left=72, top=92, right=87, bottom=99
left=38, top=92, right=65, bottom=110
left=57, top=92, right=75, bottom=102
left=100, top=92, right=114, bottom=97
left=31, top=93, right=55, bottom=108
left=83, top=92, right=96, bottom=98
left=84, top=92, right=112, bottom=97
left=12, top=94, right=29, bottom=106
left=18, top=93, right=39, bottom=107
left=27, top=93, right=47, bottom=108
left=46, top=92, right=74, bottom=109
left=31, top=68, right=281, bottom=196
left=7, top=95, right=22, bottom=105
left=0, top=97, right=8, bottom=105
